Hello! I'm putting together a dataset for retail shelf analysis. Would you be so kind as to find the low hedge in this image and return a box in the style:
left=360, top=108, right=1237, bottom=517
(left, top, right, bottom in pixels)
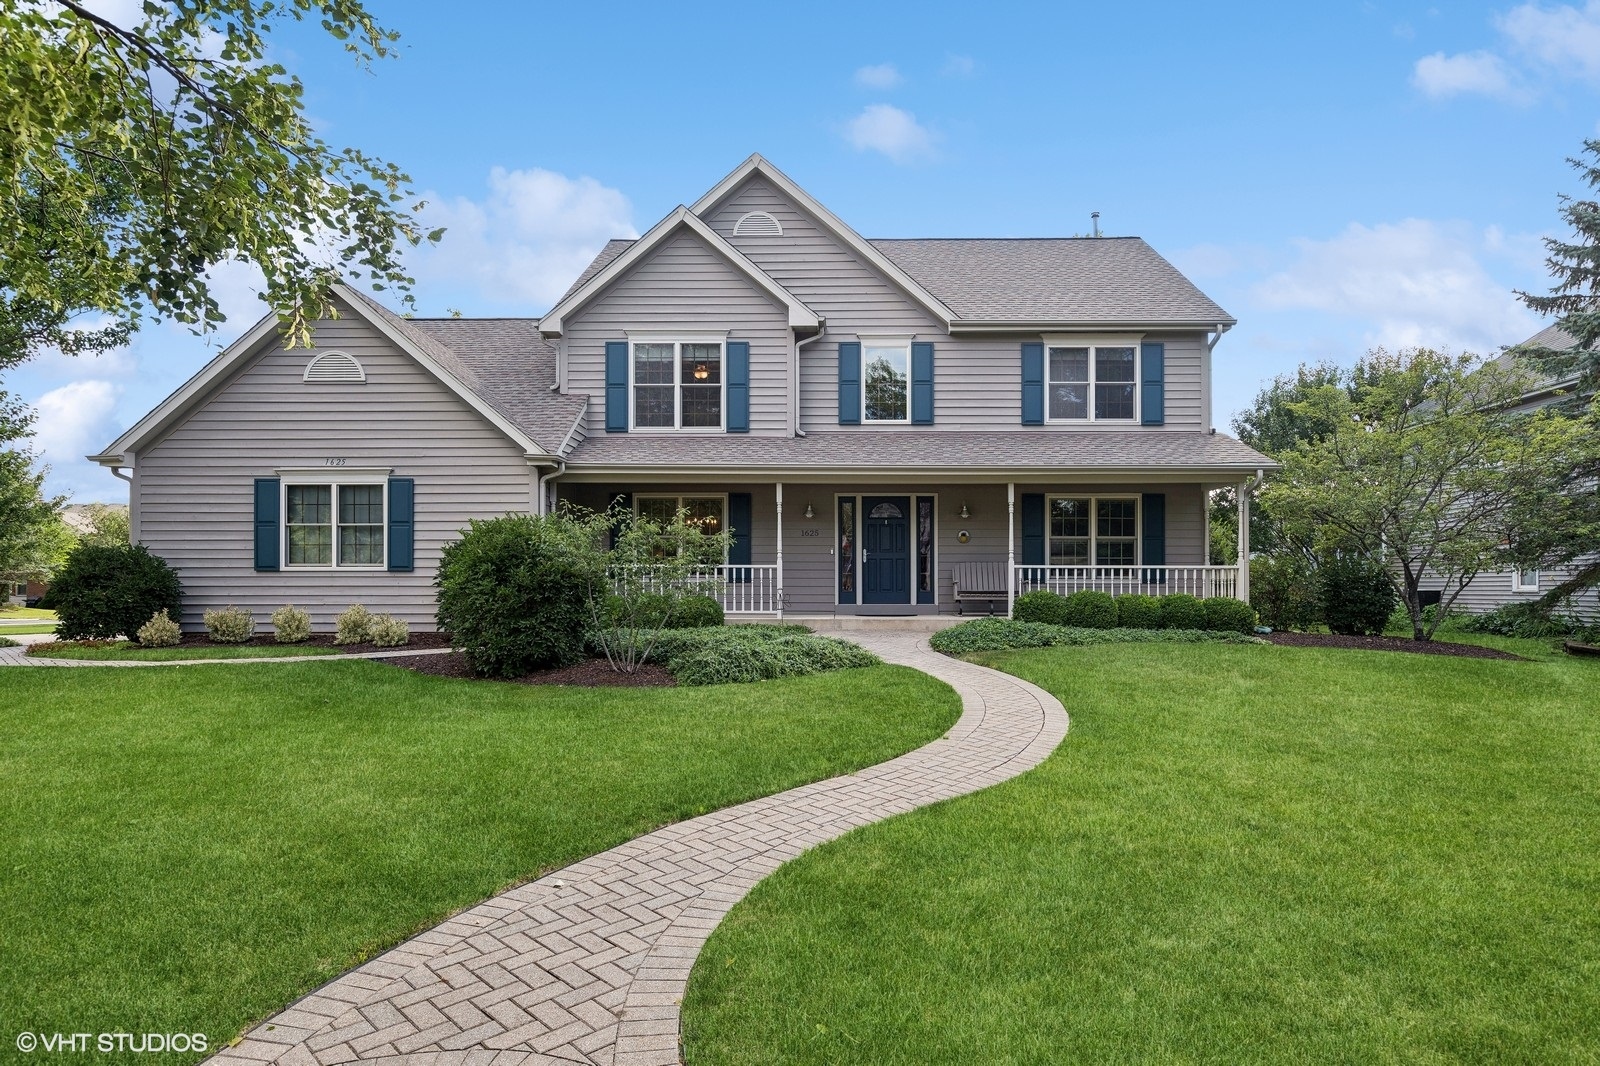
left=590, top=624, right=880, bottom=685
left=1202, top=596, right=1257, bottom=634
left=1159, top=594, right=1207, bottom=630
left=1017, top=590, right=1253, bottom=633
left=1116, top=594, right=1162, bottom=629
left=930, top=617, right=1265, bottom=655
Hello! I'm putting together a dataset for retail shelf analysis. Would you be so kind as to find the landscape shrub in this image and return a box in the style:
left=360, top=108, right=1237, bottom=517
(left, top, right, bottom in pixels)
left=1159, top=594, right=1207, bottom=630
left=1318, top=555, right=1397, bottom=636
left=1012, top=590, right=1069, bottom=625
left=929, top=617, right=1264, bottom=655
left=1061, top=590, right=1119, bottom=629
left=0, top=636, right=18, bottom=648
left=1202, top=597, right=1257, bottom=634
left=43, top=542, right=181, bottom=641
left=591, top=624, right=878, bottom=685
left=436, top=514, right=596, bottom=677
left=203, top=605, right=255, bottom=643
left=672, top=593, right=725, bottom=629
left=135, top=609, right=182, bottom=647
left=1250, top=554, right=1321, bottom=632
left=1116, top=594, right=1163, bottom=630
left=1458, top=601, right=1597, bottom=641
left=369, top=614, right=409, bottom=647
left=271, top=604, right=312, bottom=644
left=333, top=604, right=375, bottom=645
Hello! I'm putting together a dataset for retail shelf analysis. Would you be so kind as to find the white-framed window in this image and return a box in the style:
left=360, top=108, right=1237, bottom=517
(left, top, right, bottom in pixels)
left=284, top=480, right=386, bottom=568
left=1513, top=568, right=1540, bottom=592
left=634, top=494, right=729, bottom=560
left=862, top=338, right=911, bottom=423
left=1047, top=495, right=1139, bottom=566
left=1045, top=337, right=1140, bottom=421
left=630, top=337, right=724, bottom=430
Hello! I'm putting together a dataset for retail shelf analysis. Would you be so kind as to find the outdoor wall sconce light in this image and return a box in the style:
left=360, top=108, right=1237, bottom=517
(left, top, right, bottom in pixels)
left=803, top=502, right=815, bottom=519
left=958, top=502, right=971, bottom=519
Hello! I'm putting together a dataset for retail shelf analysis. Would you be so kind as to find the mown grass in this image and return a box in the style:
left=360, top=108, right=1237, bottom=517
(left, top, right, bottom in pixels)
left=31, top=640, right=340, bottom=660
left=684, top=642, right=1600, bottom=1065
left=0, top=661, right=958, bottom=1064
left=0, top=622, right=57, bottom=635
left=0, top=605, right=56, bottom=620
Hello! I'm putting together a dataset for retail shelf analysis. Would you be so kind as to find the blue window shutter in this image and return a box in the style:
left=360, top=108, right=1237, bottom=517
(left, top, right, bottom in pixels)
left=728, top=491, right=753, bottom=583
left=1021, top=342, right=1044, bottom=425
left=254, top=478, right=280, bottom=571
left=1141, top=492, right=1166, bottom=585
left=838, top=342, right=861, bottom=424
left=387, top=477, right=415, bottom=572
left=605, top=341, right=629, bottom=433
left=911, top=341, right=935, bottom=424
left=1141, top=342, right=1165, bottom=426
left=1020, top=493, right=1045, bottom=565
left=726, top=341, right=750, bottom=432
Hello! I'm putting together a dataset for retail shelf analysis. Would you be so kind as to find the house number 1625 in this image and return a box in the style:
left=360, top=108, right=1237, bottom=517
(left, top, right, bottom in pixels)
left=324, top=458, right=347, bottom=466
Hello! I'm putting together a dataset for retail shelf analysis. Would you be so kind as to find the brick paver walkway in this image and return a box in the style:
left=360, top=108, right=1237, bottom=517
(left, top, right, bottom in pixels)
left=205, top=632, right=1069, bottom=1066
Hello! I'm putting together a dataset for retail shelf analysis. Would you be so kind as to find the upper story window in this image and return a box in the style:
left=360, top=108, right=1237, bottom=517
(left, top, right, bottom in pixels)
left=632, top=338, right=724, bottom=430
left=863, top=340, right=911, bottom=423
left=285, top=480, right=385, bottom=568
left=1047, top=341, right=1138, bottom=421
left=1048, top=495, right=1138, bottom=566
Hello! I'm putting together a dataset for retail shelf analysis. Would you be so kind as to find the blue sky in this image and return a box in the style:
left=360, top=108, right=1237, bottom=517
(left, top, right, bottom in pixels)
left=18, top=0, right=1600, bottom=501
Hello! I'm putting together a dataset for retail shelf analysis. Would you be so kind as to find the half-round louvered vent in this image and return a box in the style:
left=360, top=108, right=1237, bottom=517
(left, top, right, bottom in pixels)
left=733, top=211, right=783, bottom=237
left=303, top=351, right=366, bottom=383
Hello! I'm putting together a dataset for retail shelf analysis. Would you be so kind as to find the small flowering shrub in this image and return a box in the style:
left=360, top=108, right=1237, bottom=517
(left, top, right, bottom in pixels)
left=369, top=614, right=409, bottom=647
left=135, top=609, right=182, bottom=647
left=271, top=604, right=312, bottom=644
left=334, top=604, right=374, bottom=645
left=203, top=605, right=255, bottom=643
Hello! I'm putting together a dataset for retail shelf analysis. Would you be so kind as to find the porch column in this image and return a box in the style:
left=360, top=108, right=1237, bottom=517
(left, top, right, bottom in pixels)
left=775, top=482, right=784, bottom=619
left=1007, top=482, right=1016, bottom=618
left=1236, top=480, right=1251, bottom=603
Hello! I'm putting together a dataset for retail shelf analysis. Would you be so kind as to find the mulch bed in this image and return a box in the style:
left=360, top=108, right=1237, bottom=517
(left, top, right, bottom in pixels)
left=33, top=632, right=454, bottom=655
left=1263, top=631, right=1524, bottom=660
left=382, top=651, right=677, bottom=687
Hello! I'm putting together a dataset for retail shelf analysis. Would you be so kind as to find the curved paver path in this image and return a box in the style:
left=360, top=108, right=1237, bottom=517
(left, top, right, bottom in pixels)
left=206, top=632, right=1069, bottom=1066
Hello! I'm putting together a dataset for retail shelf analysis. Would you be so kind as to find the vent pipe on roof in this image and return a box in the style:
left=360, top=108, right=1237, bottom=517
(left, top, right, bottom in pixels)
left=1090, top=211, right=1101, bottom=238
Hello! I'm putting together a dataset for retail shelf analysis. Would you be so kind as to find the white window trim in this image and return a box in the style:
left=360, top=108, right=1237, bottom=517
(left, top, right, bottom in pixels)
left=859, top=335, right=915, bottom=425
left=1044, top=493, right=1141, bottom=567
left=1041, top=333, right=1144, bottom=424
left=281, top=477, right=388, bottom=570
left=627, top=336, right=728, bottom=433
left=633, top=493, right=732, bottom=562
left=1512, top=568, right=1541, bottom=592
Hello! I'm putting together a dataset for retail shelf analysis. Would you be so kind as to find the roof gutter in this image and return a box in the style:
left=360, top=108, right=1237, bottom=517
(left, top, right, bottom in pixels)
left=948, top=318, right=1239, bottom=334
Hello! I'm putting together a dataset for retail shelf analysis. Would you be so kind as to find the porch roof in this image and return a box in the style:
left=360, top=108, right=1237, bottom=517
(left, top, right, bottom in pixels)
left=563, top=430, right=1275, bottom=479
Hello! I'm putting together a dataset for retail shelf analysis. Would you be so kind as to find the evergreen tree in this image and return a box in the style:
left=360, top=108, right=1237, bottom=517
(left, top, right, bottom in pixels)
left=1515, top=140, right=1600, bottom=393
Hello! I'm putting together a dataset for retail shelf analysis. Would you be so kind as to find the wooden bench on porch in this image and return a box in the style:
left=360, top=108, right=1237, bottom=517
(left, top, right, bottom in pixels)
left=952, top=561, right=1009, bottom=615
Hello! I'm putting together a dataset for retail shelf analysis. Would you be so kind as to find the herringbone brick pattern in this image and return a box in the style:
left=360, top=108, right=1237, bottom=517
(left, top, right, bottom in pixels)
left=205, top=633, right=1069, bottom=1066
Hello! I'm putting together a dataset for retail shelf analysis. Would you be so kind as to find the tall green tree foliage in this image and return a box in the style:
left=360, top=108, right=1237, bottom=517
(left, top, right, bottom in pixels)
left=1516, top=139, right=1600, bottom=394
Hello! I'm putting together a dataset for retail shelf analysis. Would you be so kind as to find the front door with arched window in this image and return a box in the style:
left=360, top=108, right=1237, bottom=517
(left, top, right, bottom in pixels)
left=861, top=496, right=911, bottom=604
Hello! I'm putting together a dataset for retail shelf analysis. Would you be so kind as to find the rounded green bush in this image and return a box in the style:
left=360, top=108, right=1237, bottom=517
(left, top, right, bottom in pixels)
left=1318, top=555, right=1396, bottom=636
left=1116, top=594, right=1163, bottom=630
left=44, top=543, right=181, bottom=642
left=1061, top=590, right=1118, bottom=629
left=436, top=514, right=596, bottom=677
left=1202, top=597, right=1257, bottom=634
left=1160, top=594, right=1207, bottom=630
left=1012, top=590, right=1069, bottom=625
left=671, top=594, right=725, bottom=629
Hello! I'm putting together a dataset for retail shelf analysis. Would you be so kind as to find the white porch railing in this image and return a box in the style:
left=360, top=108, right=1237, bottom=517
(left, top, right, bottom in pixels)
left=1014, top=565, right=1242, bottom=601
left=628, top=564, right=782, bottom=615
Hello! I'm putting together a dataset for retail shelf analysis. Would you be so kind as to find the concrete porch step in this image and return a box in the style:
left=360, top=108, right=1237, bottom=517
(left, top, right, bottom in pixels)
left=787, top=614, right=967, bottom=633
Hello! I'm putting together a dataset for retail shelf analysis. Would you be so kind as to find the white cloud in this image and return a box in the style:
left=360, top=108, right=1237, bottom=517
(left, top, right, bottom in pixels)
left=843, top=104, right=937, bottom=164
left=1497, top=0, right=1600, bottom=80
left=1253, top=219, right=1539, bottom=352
left=1412, top=50, right=1523, bottom=100
left=941, top=54, right=976, bottom=78
left=411, top=166, right=636, bottom=312
left=854, top=63, right=901, bottom=89
left=31, top=380, right=120, bottom=469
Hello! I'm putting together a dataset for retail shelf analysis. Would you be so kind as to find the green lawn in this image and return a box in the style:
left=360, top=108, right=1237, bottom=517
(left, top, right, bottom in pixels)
left=0, top=622, right=57, bottom=635
left=684, top=639, right=1600, bottom=1065
left=0, top=605, right=56, bottom=620
left=33, top=640, right=340, bottom=660
left=1, top=661, right=958, bottom=1064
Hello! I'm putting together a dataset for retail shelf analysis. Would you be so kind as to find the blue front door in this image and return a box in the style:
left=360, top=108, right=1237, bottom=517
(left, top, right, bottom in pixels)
left=862, top=496, right=911, bottom=604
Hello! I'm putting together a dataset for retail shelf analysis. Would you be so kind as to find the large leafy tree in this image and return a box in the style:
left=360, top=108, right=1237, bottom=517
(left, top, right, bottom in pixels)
left=1264, top=349, right=1594, bottom=640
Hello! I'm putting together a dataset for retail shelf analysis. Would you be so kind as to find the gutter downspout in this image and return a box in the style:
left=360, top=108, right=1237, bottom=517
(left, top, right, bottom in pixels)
left=1204, top=323, right=1230, bottom=433
left=535, top=459, right=566, bottom=516
left=792, top=324, right=828, bottom=438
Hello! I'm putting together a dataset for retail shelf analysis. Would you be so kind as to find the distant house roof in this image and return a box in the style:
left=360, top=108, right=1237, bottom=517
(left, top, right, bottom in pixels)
left=1500, top=322, right=1585, bottom=400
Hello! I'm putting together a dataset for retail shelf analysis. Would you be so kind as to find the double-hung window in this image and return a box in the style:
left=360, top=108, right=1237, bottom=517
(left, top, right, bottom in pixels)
left=1513, top=568, right=1540, bottom=592
left=1048, top=496, right=1138, bottom=567
left=1046, top=339, right=1138, bottom=421
left=862, top=340, right=911, bottom=423
left=285, top=481, right=385, bottom=567
left=632, top=338, right=724, bottom=429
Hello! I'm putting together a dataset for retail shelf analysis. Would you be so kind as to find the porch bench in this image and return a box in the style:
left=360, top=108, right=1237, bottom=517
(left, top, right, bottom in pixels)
left=952, top=562, right=1009, bottom=615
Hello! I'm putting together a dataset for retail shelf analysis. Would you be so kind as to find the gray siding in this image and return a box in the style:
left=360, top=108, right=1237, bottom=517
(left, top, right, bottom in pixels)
left=1440, top=559, right=1599, bottom=620
left=137, top=304, right=535, bottom=631
left=564, top=230, right=791, bottom=434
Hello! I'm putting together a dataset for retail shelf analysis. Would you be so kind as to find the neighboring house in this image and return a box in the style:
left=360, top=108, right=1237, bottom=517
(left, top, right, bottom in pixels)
left=1438, top=324, right=1598, bottom=620
left=90, top=155, right=1276, bottom=630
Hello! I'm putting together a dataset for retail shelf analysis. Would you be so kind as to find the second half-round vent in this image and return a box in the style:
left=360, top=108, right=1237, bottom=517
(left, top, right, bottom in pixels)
left=733, top=211, right=784, bottom=237
left=303, top=351, right=366, bottom=383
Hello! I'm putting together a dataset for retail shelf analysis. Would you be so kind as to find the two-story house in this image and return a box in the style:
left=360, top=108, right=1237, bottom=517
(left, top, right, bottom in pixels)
left=90, top=155, right=1275, bottom=629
